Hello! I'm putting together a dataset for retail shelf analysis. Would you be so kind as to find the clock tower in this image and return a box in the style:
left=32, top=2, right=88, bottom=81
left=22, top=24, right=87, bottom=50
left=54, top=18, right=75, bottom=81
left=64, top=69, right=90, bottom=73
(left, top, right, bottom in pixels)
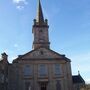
left=32, top=0, right=50, bottom=49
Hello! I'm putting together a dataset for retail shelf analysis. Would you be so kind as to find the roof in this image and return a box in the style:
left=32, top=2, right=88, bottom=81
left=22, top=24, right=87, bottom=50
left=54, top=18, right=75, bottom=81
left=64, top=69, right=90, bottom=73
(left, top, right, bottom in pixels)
left=13, top=47, right=71, bottom=63
left=72, top=74, right=85, bottom=84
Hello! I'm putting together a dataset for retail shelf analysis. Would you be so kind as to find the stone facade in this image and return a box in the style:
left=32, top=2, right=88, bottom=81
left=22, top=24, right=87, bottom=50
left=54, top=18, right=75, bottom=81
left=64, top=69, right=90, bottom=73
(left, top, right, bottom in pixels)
left=5, top=48, right=72, bottom=90
left=0, top=0, right=85, bottom=90
left=8, top=48, right=72, bottom=90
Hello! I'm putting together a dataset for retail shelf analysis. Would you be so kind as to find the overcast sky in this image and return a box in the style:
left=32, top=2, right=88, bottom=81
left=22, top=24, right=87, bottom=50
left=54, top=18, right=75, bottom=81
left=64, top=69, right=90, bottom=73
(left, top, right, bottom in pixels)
left=0, top=0, right=90, bottom=83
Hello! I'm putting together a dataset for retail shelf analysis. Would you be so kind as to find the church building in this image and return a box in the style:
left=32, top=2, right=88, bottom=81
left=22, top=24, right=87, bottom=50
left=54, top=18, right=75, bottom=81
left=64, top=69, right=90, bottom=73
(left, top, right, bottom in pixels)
left=0, top=0, right=85, bottom=90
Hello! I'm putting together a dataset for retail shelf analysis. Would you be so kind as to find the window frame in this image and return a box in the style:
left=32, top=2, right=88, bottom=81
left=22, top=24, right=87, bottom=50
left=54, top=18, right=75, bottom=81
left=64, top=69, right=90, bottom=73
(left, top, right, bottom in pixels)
left=54, top=64, right=61, bottom=76
left=38, top=64, right=48, bottom=77
left=23, top=65, right=32, bottom=77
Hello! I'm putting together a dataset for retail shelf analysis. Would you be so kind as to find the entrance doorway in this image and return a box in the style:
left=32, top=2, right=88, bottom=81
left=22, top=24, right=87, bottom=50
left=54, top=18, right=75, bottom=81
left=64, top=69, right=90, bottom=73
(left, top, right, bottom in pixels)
left=40, top=82, right=47, bottom=90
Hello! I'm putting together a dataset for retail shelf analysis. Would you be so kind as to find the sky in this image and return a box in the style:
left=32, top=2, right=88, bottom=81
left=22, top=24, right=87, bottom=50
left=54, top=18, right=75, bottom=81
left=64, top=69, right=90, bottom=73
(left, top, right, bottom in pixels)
left=0, top=0, right=90, bottom=83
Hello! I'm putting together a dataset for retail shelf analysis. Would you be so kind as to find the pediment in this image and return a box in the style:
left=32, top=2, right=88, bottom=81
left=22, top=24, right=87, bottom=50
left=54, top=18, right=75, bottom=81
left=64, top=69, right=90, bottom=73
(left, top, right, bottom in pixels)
left=16, top=48, right=70, bottom=61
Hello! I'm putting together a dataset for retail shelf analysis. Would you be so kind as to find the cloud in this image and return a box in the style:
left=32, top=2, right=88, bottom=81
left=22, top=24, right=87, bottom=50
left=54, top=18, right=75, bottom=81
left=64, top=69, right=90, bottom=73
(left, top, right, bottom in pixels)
left=16, top=6, right=24, bottom=10
left=12, top=0, right=28, bottom=10
left=14, top=44, right=21, bottom=51
left=14, top=44, right=19, bottom=48
left=13, top=0, right=25, bottom=3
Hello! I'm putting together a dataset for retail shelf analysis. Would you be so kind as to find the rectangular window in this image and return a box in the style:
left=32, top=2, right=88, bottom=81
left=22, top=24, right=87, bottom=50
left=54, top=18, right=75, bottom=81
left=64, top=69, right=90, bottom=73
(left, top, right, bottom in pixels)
left=23, top=65, right=32, bottom=76
left=54, top=64, right=61, bottom=76
left=38, top=64, right=47, bottom=77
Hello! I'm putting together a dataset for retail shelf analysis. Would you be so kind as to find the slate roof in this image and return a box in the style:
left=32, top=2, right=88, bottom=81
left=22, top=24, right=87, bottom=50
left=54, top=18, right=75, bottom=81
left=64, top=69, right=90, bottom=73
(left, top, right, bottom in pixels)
left=72, top=74, right=85, bottom=84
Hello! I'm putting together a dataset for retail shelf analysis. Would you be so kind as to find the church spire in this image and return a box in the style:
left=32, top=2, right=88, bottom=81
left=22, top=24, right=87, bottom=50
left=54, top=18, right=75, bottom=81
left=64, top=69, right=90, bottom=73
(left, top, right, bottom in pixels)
left=36, top=0, right=44, bottom=25
left=32, top=0, right=50, bottom=49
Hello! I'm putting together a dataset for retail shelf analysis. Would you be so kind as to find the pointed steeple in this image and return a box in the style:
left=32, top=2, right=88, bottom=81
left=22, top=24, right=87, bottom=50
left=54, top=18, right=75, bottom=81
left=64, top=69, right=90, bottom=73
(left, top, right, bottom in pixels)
left=36, top=0, right=44, bottom=25
left=32, top=0, right=50, bottom=49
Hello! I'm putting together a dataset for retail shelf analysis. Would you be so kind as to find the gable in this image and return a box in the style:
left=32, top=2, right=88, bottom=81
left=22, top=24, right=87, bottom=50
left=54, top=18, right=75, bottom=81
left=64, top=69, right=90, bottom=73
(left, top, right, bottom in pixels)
left=14, top=48, right=70, bottom=62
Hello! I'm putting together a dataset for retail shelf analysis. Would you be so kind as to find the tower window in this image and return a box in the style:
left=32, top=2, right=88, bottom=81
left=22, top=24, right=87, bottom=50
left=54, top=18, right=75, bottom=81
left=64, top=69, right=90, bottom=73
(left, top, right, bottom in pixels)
left=39, top=29, right=45, bottom=42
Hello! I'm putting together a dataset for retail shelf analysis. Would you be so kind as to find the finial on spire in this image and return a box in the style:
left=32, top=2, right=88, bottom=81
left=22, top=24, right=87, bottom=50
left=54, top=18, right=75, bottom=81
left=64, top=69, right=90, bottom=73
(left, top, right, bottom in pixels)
left=36, top=0, right=44, bottom=25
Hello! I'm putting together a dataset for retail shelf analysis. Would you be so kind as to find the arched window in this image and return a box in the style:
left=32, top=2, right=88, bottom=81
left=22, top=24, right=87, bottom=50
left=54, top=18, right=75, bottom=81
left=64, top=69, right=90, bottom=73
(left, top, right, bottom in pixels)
left=39, top=29, right=45, bottom=42
left=23, top=65, right=32, bottom=76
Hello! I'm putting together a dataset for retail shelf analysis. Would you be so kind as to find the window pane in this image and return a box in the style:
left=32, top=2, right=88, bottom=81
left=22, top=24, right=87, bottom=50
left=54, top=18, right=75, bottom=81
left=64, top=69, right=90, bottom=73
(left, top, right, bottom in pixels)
left=54, top=64, right=61, bottom=75
left=38, top=64, right=47, bottom=76
left=23, top=65, right=32, bottom=76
